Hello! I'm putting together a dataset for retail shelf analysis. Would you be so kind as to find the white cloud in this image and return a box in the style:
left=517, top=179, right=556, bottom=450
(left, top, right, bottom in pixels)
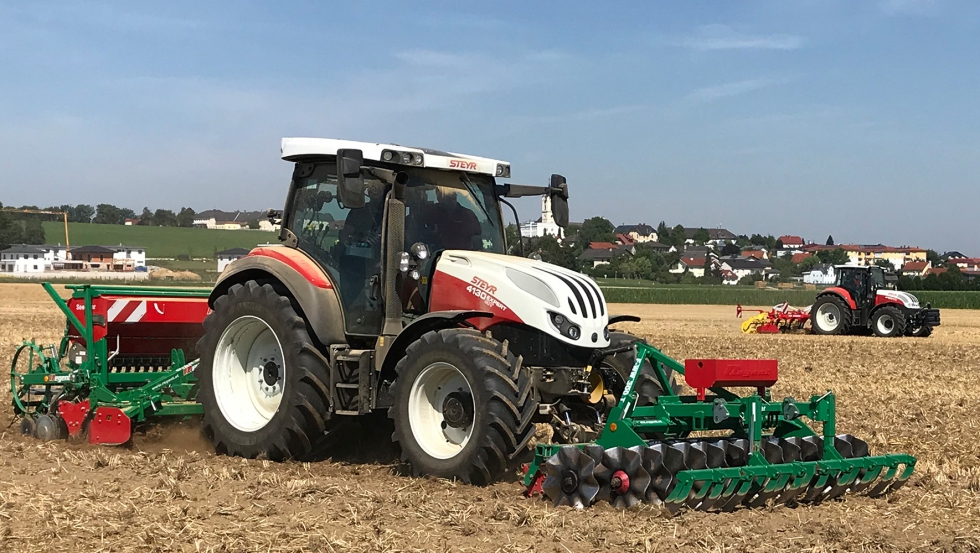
left=686, top=78, right=789, bottom=103
left=679, top=25, right=805, bottom=51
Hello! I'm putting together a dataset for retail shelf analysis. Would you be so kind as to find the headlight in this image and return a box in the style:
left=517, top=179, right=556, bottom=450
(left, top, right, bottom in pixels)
left=550, top=312, right=581, bottom=341
left=506, top=268, right=558, bottom=307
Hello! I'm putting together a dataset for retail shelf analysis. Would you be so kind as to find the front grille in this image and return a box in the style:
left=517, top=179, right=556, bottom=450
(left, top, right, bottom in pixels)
left=542, top=269, right=604, bottom=320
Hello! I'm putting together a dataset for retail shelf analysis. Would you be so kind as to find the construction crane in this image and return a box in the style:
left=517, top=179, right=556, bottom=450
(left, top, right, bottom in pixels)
left=0, top=208, right=70, bottom=252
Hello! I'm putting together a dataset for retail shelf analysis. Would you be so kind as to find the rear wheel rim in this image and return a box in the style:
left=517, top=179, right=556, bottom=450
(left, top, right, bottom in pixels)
left=212, top=315, right=285, bottom=432
left=408, top=362, right=475, bottom=460
left=816, top=303, right=841, bottom=331
left=876, top=314, right=895, bottom=335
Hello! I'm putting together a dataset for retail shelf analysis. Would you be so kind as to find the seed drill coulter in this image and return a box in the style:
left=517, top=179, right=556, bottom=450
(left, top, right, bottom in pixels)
left=10, top=137, right=915, bottom=514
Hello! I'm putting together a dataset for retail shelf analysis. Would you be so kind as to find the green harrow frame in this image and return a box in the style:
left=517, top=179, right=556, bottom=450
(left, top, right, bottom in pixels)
left=11, top=283, right=210, bottom=444
left=523, top=342, right=916, bottom=513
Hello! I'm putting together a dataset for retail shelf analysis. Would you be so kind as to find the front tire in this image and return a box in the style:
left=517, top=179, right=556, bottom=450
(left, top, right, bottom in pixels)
left=811, top=295, right=851, bottom=335
left=912, top=325, right=933, bottom=338
left=389, top=329, right=537, bottom=485
left=197, top=281, right=335, bottom=460
left=872, top=306, right=906, bottom=337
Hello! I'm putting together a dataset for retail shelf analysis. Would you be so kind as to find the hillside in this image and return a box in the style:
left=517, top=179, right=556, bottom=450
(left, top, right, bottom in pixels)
left=42, top=222, right=277, bottom=258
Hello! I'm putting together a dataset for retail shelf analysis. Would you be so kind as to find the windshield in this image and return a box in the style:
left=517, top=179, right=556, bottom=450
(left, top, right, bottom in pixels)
left=403, top=168, right=505, bottom=254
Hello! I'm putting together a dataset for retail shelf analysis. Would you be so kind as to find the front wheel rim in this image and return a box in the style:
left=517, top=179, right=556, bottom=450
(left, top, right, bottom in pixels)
left=876, top=315, right=895, bottom=334
left=212, top=315, right=285, bottom=432
left=408, top=362, right=475, bottom=460
left=816, top=303, right=840, bottom=331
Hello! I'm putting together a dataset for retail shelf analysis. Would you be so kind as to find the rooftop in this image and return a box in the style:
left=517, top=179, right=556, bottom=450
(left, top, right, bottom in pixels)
left=1, top=244, right=47, bottom=254
left=281, top=137, right=510, bottom=177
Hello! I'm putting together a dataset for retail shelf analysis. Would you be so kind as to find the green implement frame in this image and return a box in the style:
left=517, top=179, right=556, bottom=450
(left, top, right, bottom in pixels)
left=10, top=283, right=210, bottom=442
left=524, top=341, right=916, bottom=512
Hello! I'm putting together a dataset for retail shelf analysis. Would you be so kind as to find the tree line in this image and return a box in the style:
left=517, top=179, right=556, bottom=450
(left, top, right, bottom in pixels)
left=2, top=203, right=200, bottom=227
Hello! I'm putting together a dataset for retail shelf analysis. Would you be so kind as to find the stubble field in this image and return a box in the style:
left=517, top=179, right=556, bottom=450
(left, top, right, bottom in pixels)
left=1, top=283, right=978, bottom=552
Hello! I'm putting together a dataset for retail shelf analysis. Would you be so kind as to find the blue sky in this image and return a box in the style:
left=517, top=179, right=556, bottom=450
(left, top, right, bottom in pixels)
left=1, top=0, right=978, bottom=253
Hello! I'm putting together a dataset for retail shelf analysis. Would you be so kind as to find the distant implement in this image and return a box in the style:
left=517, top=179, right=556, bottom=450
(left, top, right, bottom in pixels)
left=738, top=303, right=810, bottom=333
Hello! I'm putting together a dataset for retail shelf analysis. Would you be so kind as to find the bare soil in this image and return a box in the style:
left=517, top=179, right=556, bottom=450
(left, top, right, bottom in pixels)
left=1, top=284, right=978, bottom=552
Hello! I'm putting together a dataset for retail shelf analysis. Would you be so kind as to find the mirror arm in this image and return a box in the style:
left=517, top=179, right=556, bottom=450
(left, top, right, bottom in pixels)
left=364, top=167, right=397, bottom=184
left=499, top=198, right=524, bottom=258
left=499, top=183, right=549, bottom=198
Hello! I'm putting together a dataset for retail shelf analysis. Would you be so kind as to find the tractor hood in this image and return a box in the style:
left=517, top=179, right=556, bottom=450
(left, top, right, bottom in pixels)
left=876, top=289, right=920, bottom=309
left=429, top=250, right=610, bottom=348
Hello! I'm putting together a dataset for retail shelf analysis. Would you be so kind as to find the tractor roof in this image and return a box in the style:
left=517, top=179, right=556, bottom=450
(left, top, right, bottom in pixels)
left=281, top=137, right=511, bottom=178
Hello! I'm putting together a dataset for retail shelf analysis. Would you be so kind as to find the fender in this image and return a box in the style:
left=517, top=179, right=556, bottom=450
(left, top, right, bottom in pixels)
left=378, top=310, right=492, bottom=380
left=817, top=287, right=857, bottom=310
left=211, top=247, right=347, bottom=346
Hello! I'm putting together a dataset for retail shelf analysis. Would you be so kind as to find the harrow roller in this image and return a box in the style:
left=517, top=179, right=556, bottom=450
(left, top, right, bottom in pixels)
left=524, top=342, right=916, bottom=513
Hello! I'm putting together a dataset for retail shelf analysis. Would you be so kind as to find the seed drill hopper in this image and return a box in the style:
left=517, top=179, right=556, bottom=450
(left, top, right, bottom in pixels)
left=11, top=283, right=210, bottom=444
left=523, top=341, right=916, bottom=513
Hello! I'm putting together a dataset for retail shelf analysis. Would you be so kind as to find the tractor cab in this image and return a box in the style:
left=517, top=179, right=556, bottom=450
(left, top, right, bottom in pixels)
left=834, top=266, right=890, bottom=308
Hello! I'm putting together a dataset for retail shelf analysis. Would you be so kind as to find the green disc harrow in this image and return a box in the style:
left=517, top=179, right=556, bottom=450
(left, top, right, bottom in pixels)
left=523, top=342, right=915, bottom=513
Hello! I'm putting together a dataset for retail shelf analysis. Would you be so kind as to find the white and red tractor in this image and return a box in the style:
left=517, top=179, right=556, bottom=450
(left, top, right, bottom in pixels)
left=196, top=138, right=677, bottom=484
left=810, top=265, right=940, bottom=337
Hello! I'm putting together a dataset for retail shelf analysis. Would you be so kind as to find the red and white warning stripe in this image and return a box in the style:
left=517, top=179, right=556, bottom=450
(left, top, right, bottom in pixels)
left=107, top=299, right=148, bottom=323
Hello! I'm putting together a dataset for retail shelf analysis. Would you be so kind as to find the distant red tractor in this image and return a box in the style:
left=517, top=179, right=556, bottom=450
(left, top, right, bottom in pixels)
left=811, top=265, right=940, bottom=337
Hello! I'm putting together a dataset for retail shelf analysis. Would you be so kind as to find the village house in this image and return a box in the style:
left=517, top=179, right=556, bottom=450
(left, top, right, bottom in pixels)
left=669, top=256, right=708, bottom=277
left=0, top=245, right=48, bottom=273
left=803, top=264, right=837, bottom=285
left=802, top=243, right=927, bottom=270
left=217, top=247, right=252, bottom=272
left=683, top=227, right=737, bottom=248
left=720, top=256, right=773, bottom=281
left=777, top=235, right=805, bottom=250
left=901, top=261, right=931, bottom=277
left=67, top=245, right=146, bottom=272
left=614, top=224, right=658, bottom=243
left=580, top=242, right=633, bottom=268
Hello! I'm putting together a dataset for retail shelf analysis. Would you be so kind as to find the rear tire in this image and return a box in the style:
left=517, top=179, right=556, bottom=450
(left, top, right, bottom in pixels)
left=872, top=306, right=906, bottom=338
left=196, top=281, right=337, bottom=460
left=389, top=329, right=537, bottom=485
left=811, top=295, right=851, bottom=335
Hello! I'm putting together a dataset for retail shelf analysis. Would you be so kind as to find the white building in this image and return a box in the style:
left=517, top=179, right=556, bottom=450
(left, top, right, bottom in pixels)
left=108, top=245, right=146, bottom=268
left=44, top=245, right=68, bottom=263
left=258, top=219, right=281, bottom=232
left=217, top=248, right=251, bottom=272
left=0, top=245, right=48, bottom=273
left=803, top=264, right=837, bottom=285
left=520, top=196, right=563, bottom=239
left=720, top=257, right=773, bottom=281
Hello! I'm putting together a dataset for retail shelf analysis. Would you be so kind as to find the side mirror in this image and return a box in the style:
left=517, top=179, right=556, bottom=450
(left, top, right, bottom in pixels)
left=336, top=149, right=366, bottom=208
left=549, top=174, right=569, bottom=228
